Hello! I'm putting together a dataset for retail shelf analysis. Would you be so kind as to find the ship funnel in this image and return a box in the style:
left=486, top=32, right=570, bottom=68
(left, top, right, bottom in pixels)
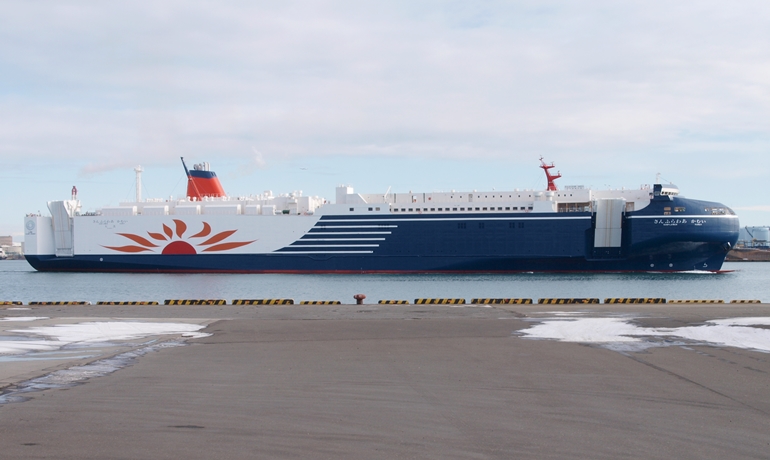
left=182, top=157, right=226, bottom=200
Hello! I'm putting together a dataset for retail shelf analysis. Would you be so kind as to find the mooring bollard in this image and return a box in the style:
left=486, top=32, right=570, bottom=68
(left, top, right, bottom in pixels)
left=354, top=294, right=366, bottom=305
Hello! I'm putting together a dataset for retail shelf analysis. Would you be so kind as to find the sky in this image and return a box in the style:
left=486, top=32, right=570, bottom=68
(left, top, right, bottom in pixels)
left=2, top=0, right=770, bottom=241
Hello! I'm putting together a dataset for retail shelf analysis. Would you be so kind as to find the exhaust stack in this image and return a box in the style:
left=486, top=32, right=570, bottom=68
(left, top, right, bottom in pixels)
left=182, top=157, right=226, bottom=200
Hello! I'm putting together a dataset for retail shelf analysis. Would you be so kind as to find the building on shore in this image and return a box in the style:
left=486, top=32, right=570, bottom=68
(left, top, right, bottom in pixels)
left=738, top=227, right=770, bottom=249
left=0, top=236, right=24, bottom=260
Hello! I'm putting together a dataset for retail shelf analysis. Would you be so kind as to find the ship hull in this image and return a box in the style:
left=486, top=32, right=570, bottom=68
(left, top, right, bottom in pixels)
left=24, top=246, right=734, bottom=273
left=25, top=204, right=739, bottom=273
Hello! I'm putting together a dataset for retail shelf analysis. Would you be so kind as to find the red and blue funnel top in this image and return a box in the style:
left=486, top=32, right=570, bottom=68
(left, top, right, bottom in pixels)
left=182, top=157, right=226, bottom=200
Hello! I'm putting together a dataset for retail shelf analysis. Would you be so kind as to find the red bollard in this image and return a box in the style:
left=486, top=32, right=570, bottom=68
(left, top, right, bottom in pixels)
left=353, top=294, right=366, bottom=305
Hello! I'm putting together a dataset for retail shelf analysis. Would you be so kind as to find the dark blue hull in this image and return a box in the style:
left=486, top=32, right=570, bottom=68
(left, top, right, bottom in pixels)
left=25, top=246, right=734, bottom=273
left=26, top=196, right=739, bottom=273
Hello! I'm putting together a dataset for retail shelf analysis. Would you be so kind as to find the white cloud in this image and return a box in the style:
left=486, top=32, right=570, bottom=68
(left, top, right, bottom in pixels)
left=2, top=1, right=770, bottom=230
left=2, top=1, right=768, bottom=164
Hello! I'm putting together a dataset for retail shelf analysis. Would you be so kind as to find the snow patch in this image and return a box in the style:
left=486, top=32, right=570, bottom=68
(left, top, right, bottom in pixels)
left=1, top=321, right=209, bottom=355
left=1, top=316, right=48, bottom=322
left=520, top=315, right=770, bottom=353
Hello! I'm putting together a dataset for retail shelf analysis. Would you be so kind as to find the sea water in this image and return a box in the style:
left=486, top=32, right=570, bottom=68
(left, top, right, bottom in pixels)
left=0, top=260, right=768, bottom=303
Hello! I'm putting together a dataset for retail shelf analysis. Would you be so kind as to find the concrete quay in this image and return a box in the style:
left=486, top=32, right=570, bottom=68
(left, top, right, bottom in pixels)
left=1, top=303, right=769, bottom=459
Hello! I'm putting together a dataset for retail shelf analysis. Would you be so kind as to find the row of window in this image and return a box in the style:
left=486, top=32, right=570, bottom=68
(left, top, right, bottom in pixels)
left=663, top=206, right=735, bottom=216
left=705, top=207, right=732, bottom=215
left=442, top=193, right=577, bottom=198
left=457, top=222, right=526, bottom=229
left=391, top=206, right=534, bottom=213
left=663, top=206, right=686, bottom=216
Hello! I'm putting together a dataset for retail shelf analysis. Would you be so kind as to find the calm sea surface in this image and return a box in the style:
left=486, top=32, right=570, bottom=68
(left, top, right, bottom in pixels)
left=1, top=260, right=768, bottom=303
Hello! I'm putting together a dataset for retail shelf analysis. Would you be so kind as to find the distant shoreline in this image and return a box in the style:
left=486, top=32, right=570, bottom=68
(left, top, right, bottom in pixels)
left=727, top=248, right=770, bottom=262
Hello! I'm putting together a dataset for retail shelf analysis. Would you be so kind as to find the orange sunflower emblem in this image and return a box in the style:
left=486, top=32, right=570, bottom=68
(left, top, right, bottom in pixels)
left=104, top=220, right=255, bottom=254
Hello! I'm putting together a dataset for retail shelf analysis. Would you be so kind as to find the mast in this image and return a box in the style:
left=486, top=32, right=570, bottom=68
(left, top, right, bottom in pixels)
left=539, top=157, right=561, bottom=191
left=181, top=157, right=202, bottom=200
left=181, top=157, right=191, bottom=177
left=134, top=165, right=143, bottom=202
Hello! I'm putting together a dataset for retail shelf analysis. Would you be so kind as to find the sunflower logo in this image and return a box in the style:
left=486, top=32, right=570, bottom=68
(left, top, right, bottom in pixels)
left=103, top=219, right=256, bottom=254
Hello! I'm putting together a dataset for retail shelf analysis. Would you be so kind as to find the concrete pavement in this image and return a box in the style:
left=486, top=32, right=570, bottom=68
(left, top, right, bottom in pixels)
left=0, top=303, right=769, bottom=459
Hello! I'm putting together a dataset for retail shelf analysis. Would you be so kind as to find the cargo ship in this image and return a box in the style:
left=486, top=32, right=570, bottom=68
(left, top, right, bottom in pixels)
left=24, top=158, right=739, bottom=273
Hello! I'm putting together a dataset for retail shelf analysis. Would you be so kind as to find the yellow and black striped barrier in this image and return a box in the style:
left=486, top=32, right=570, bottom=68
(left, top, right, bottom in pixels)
left=232, top=299, right=294, bottom=305
left=414, top=298, right=466, bottom=304
left=538, top=298, right=600, bottom=304
left=604, top=298, right=667, bottom=304
left=470, top=298, right=533, bottom=304
left=669, top=299, right=724, bottom=304
left=96, top=301, right=160, bottom=305
left=164, top=299, right=227, bottom=305
left=21, top=297, right=755, bottom=307
left=28, top=301, right=91, bottom=305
